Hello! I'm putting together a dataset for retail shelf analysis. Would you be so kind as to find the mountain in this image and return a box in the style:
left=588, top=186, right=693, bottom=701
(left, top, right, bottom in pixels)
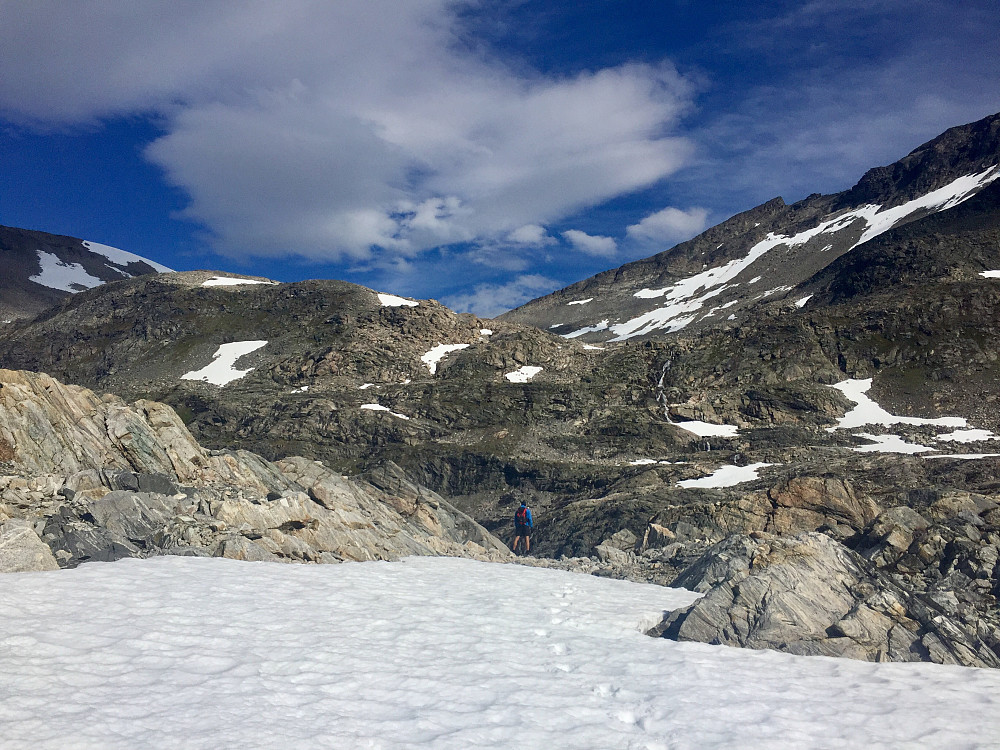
left=0, top=224, right=171, bottom=322
left=3, top=112, right=1000, bottom=668
left=501, top=112, right=1000, bottom=343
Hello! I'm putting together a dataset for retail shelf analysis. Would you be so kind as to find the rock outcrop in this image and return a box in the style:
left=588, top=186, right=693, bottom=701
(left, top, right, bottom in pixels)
left=650, top=532, right=1000, bottom=669
left=0, top=369, right=509, bottom=568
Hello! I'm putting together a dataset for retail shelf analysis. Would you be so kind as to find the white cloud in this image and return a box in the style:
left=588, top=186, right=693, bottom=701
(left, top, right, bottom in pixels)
left=442, top=274, right=559, bottom=318
left=0, top=1, right=695, bottom=262
left=561, top=229, right=617, bottom=257
left=507, top=224, right=556, bottom=246
left=626, top=206, right=709, bottom=245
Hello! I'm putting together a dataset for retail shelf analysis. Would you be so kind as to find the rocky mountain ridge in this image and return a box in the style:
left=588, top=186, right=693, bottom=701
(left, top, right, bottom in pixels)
left=501, top=112, right=1000, bottom=345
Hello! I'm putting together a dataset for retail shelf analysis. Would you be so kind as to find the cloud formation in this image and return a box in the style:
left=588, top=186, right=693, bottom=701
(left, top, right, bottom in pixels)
left=442, top=274, right=559, bottom=318
left=0, top=1, right=695, bottom=261
left=626, top=206, right=708, bottom=246
left=561, top=230, right=618, bottom=258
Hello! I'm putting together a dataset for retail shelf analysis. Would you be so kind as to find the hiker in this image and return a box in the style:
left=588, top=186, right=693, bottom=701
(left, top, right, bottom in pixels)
left=512, top=500, right=533, bottom=555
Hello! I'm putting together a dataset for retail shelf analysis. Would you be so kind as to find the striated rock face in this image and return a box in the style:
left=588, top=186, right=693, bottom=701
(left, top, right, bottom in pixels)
left=0, top=369, right=509, bottom=568
left=651, top=532, right=1000, bottom=669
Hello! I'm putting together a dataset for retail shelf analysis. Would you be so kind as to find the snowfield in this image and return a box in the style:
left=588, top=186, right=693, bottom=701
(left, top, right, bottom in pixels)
left=3, top=556, right=1000, bottom=749
left=180, top=340, right=268, bottom=386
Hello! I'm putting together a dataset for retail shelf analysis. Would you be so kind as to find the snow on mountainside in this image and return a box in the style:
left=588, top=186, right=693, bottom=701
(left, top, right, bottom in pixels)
left=0, top=225, right=172, bottom=321
left=502, top=112, right=1000, bottom=342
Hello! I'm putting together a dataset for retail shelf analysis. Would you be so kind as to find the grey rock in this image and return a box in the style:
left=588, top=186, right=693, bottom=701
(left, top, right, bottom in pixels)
left=653, top=532, right=1000, bottom=669
left=0, top=519, right=59, bottom=572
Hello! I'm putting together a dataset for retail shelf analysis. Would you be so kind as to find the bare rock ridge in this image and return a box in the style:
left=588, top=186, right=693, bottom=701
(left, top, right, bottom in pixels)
left=0, top=369, right=509, bottom=571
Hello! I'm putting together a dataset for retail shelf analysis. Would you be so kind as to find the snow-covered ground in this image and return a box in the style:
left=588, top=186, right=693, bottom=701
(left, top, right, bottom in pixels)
left=4, top=556, right=1000, bottom=749
left=180, top=340, right=268, bottom=386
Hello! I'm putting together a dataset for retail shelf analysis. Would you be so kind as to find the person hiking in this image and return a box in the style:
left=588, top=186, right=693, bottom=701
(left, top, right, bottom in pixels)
left=511, top=500, right=533, bottom=555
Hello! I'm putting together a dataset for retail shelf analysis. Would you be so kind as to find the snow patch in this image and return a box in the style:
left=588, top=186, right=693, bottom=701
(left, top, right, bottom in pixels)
left=980, top=271, right=1000, bottom=279
left=180, top=341, right=268, bottom=386
left=795, top=294, right=814, bottom=308
left=564, top=319, right=609, bottom=339
left=671, top=420, right=739, bottom=438
left=828, top=379, right=966, bottom=431
left=567, top=298, right=593, bottom=306
left=480, top=328, right=493, bottom=336
left=360, top=403, right=410, bottom=420
left=421, top=343, right=470, bottom=374
left=202, top=276, right=275, bottom=287
left=582, top=344, right=604, bottom=350
left=29, top=250, right=104, bottom=292
left=678, top=463, right=774, bottom=488
left=936, top=429, right=999, bottom=443
left=377, top=293, right=418, bottom=307
left=82, top=240, right=173, bottom=273
left=926, top=453, right=1000, bottom=460
left=358, top=383, right=376, bottom=390
left=852, top=434, right=935, bottom=454
left=505, top=366, right=543, bottom=383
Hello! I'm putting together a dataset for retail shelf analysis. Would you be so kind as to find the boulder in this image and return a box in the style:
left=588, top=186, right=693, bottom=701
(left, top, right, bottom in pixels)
left=0, top=520, right=59, bottom=572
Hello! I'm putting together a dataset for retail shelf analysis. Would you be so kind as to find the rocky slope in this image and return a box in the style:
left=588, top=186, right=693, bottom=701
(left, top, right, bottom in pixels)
left=0, top=225, right=171, bottom=323
left=0, top=368, right=509, bottom=570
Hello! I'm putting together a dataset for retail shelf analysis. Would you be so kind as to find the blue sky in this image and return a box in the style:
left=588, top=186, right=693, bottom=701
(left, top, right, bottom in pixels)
left=2, top=1, right=999, bottom=316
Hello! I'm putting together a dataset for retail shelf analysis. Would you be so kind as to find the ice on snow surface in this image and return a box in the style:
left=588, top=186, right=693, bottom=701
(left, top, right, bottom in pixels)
left=505, top=366, right=542, bottom=383
left=5, top=555, right=1000, bottom=749
left=180, top=341, right=268, bottom=386
left=377, top=292, right=419, bottom=307
left=421, top=344, right=470, bottom=374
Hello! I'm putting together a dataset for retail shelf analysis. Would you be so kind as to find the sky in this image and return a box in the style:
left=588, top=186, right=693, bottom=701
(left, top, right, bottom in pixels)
left=1, top=1, right=999, bottom=317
